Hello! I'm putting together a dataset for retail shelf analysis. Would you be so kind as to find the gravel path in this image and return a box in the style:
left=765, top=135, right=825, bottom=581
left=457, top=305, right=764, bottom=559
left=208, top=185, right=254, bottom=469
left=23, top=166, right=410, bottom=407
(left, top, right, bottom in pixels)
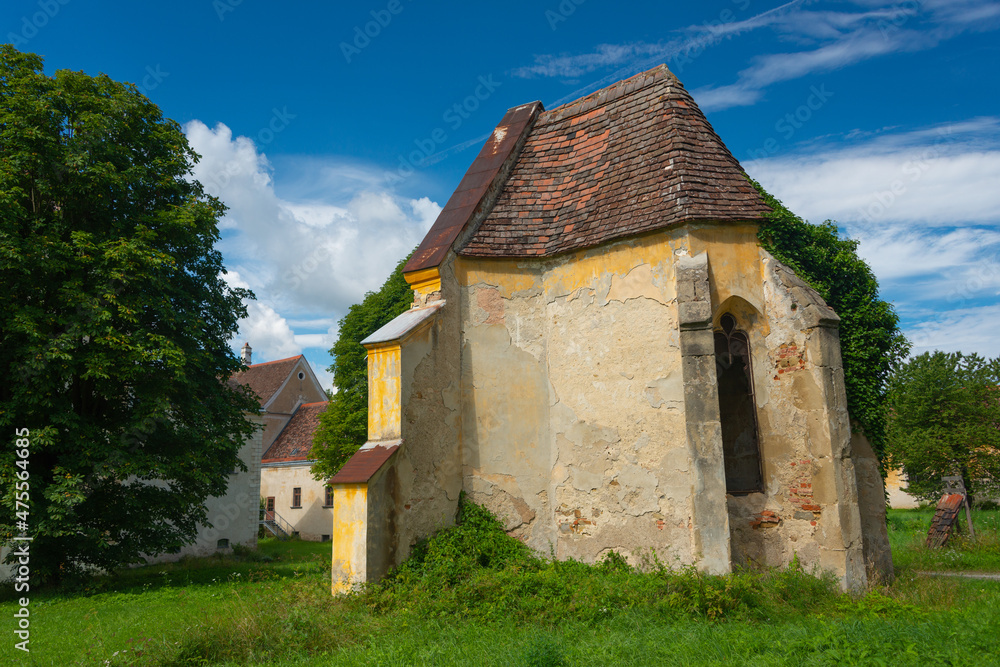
left=916, top=571, right=1000, bottom=581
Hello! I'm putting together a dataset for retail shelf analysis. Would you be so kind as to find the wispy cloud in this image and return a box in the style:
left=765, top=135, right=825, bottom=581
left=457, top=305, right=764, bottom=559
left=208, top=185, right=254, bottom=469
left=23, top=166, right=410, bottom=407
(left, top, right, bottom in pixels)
left=515, top=0, right=1000, bottom=112
left=513, top=0, right=808, bottom=106
left=908, top=304, right=1000, bottom=357
left=746, top=117, right=1000, bottom=228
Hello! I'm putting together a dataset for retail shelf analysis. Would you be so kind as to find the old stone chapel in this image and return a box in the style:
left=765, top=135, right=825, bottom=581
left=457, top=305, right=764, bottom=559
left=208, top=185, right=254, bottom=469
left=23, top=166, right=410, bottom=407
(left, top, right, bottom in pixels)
left=328, top=64, right=891, bottom=593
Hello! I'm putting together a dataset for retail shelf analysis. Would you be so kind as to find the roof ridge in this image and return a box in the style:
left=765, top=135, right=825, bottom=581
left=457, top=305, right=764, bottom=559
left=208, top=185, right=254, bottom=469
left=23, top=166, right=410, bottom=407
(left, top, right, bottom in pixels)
left=246, top=354, right=303, bottom=368
left=544, top=64, right=675, bottom=122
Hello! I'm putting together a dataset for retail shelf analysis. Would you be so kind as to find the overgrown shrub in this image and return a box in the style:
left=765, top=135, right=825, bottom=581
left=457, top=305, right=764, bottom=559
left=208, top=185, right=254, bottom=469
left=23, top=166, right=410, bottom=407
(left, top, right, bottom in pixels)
left=361, top=495, right=843, bottom=624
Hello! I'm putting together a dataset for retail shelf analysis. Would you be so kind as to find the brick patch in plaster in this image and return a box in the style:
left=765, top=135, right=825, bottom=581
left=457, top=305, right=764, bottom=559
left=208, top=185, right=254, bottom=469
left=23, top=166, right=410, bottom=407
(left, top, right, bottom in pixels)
left=557, top=506, right=595, bottom=534
left=751, top=510, right=782, bottom=529
left=775, top=343, right=806, bottom=376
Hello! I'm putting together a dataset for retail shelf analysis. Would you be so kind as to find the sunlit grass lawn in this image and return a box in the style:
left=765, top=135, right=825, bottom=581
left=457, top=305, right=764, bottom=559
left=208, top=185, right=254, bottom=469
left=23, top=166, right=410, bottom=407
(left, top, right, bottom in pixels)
left=3, top=511, right=1000, bottom=666
left=888, top=506, right=1000, bottom=573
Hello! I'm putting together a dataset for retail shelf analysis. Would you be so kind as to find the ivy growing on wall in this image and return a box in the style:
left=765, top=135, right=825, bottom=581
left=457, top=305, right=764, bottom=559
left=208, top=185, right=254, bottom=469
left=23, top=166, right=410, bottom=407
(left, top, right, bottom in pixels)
left=752, top=180, right=908, bottom=460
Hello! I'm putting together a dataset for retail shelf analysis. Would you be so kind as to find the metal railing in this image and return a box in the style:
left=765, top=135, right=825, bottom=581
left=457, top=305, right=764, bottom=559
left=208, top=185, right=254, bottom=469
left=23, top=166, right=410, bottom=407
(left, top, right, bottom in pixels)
left=259, top=507, right=294, bottom=539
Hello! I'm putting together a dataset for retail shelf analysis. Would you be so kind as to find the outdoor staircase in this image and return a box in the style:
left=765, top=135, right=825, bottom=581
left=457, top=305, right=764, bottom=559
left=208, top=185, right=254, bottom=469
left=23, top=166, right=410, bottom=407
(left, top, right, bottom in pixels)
left=259, top=508, right=294, bottom=540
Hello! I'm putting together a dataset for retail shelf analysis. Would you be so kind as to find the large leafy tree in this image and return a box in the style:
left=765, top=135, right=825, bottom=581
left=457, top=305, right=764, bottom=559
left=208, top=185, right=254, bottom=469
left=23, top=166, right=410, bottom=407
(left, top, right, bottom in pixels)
left=887, top=352, right=1000, bottom=503
left=754, top=182, right=908, bottom=460
left=311, top=255, right=413, bottom=481
left=0, top=46, right=258, bottom=582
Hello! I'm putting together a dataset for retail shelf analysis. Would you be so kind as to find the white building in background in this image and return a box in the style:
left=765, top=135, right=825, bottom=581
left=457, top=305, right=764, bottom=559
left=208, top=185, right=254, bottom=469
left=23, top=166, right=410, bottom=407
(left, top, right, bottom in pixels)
left=260, top=401, right=333, bottom=541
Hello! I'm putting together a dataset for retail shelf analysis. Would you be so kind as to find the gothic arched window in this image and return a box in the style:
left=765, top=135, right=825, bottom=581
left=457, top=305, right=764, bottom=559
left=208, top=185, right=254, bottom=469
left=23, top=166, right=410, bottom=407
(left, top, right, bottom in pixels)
left=714, top=314, right=763, bottom=494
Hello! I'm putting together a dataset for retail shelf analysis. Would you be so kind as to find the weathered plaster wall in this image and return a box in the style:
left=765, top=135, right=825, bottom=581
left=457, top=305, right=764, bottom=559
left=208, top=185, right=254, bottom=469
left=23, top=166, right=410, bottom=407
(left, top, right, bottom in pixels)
left=885, top=468, right=920, bottom=509
left=851, top=430, right=893, bottom=581
left=260, top=464, right=333, bottom=541
left=721, top=250, right=869, bottom=589
left=389, top=258, right=465, bottom=566
left=366, top=462, right=400, bottom=584
left=456, top=232, right=698, bottom=566
left=368, top=221, right=884, bottom=589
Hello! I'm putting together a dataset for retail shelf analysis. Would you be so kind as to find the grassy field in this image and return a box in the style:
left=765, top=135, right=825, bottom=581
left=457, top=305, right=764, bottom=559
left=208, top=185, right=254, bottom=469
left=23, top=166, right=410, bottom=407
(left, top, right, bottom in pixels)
left=2, top=506, right=1000, bottom=666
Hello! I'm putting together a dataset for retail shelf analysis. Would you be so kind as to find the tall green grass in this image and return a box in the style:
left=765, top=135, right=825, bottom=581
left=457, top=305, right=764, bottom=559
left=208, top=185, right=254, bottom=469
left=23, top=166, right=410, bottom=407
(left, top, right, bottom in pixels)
left=2, top=503, right=998, bottom=665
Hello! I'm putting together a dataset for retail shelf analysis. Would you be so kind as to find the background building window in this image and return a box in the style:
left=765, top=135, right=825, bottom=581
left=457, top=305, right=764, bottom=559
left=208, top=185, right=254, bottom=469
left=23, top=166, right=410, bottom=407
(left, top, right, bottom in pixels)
left=217, top=538, right=230, bottom=549
left=291, top=487, right=302, bottom=508
left=324, top=486, right=334, bottom=507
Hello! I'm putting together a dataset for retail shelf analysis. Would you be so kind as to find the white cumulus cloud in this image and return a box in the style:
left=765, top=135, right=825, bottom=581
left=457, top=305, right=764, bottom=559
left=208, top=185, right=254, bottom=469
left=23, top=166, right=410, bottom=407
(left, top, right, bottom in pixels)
left=187, top=121, right=441, bottom=378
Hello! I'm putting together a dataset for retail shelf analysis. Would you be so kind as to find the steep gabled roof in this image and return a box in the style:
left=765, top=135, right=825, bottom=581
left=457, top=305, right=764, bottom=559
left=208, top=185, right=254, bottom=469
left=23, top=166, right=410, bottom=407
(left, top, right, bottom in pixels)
left=404, top=64, right=769, bottom=271
left=230, top=355, right=304, bottom=407
left=262, top=401, right=328, bottom=463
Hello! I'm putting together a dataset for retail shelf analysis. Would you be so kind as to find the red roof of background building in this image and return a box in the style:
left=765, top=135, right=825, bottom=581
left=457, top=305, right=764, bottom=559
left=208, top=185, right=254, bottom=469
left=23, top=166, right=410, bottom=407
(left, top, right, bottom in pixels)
left=262, top=401, right=328, bottom=462
left=229, top=355, right=304, bottom=407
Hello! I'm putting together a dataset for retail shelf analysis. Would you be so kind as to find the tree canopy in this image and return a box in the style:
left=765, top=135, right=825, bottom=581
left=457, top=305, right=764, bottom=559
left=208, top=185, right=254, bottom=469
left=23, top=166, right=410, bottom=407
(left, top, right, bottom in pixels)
left=887, top=351, right=1000, bottom=502
left=311, top=254, right=414, bottom=481
left=753, top=181, right=908, bottom=460
left=0, top=46, right=258, bottom=582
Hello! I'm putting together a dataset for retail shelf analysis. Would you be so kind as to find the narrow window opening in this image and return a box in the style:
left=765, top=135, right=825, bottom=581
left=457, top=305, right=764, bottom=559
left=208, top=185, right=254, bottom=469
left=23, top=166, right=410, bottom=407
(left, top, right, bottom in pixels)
left=291, top=487, right=302, bottom=508
left=217, top=538, right=230, bottom=549
left=324, top=486, right=334, bottom=508
left=715, top=314, right=763, bottom=494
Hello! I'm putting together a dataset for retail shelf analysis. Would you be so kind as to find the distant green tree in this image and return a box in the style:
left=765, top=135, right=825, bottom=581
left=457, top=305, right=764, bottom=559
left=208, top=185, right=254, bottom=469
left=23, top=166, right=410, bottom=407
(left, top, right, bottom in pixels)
left=887, top=351, right=1000, bottom=502
left=753, top=182, right=908, bottom=460
left=0, top=47, right=258, bottom=583
left=311, top=255, right=413, bottom=480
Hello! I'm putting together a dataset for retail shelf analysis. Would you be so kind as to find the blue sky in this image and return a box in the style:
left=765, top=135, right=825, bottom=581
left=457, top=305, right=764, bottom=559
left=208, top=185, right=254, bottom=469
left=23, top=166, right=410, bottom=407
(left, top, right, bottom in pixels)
left=5, top=0, right=1000, bottom=389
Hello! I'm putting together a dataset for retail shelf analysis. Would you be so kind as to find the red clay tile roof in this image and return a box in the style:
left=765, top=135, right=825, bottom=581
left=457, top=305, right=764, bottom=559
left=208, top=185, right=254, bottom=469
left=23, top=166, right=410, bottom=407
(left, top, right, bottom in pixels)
left=413, top=64, right=769, bottom=261
left=461, top=65, right=770, bottom=257
left=404, top=103, right=542, bottom=273
left=328, top=440, right=401, bottom=485
left=262, top=401, right=327, bottom=462
left=230, top=355, right=303, bottom=407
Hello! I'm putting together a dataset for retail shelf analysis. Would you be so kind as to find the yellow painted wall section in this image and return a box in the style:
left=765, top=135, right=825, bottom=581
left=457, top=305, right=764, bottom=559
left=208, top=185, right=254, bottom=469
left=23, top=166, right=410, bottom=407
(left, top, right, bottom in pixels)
left=367, top=344, right=402, bottom=440
left=455, top=232, right=684, bottom=301
left=331, top=484, right=367, bottom=595
left=404, top=267, right=442, bottom=301
left=688, top=224, right=766, bottom=315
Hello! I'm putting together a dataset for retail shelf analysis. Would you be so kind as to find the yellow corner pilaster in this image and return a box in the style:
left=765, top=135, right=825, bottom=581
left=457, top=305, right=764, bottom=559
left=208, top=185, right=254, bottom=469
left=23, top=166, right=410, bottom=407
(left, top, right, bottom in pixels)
left=366, top=343, right=402, bottom=440
left=331, top=484, right=368, bottom=595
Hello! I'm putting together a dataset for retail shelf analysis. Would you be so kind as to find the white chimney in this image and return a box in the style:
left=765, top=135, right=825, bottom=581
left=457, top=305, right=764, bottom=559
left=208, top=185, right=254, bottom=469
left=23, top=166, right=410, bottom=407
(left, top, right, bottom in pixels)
left=241, top=342, right=252, bottom=365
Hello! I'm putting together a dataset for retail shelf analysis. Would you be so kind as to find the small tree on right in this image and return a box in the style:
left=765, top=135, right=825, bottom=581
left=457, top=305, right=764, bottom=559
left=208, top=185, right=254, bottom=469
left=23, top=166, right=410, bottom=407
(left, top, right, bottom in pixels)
left=887, top=351, right=1000, bottom=503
